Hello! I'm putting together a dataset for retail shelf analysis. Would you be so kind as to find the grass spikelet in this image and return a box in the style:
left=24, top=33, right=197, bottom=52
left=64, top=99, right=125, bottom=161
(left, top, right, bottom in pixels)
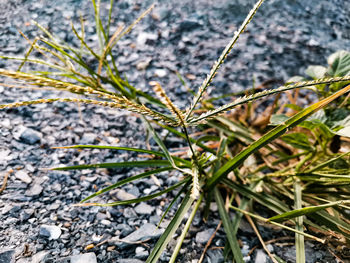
left=191, top=167, right=200, bottom=199
left=185, top=0, right=265, bottom=120
left=188, top=76, right=350, bottom=125
left=150, top=81, right=184, bottom=125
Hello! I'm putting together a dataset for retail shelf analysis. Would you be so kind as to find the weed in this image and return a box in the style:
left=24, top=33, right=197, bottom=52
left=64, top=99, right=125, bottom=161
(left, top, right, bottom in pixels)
left=1, top=0, right=350, bottom=262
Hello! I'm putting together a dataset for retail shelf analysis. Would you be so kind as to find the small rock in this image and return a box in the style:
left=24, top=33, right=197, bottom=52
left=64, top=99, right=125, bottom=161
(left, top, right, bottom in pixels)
left=15, top=170, right=32, bottom=184
left=136, top=32, right=158, bottom=46
left=154, top=68, right=167, bottom=78
left=117, top=259, right=143, bottom=263
left=70, top=253, right=97, bottom=263
left=80, top=133, right=97, bottom=144
left=20, top=208, right=35, bottom=221
left=255, top=249, right=267, bottom=263
left=31, top=251, right=50, bottom=263
left=178, top=20, right=201, bottom=32
left=39, top=225, right=62, bottom=240
left=134, top=203, right=155, bottom=215
left=115, top=223, right=163, bottom=248
left=195, top=228, right=215, bottom=244
left=111, top=189, right=137, bottom=201
left=101, top=219, right=111, bottom=226
left=25, top=184, right=43, bottom=197
left=0, top=249, right=15, bottom=263
left=19, top=128, right=42, bottom=145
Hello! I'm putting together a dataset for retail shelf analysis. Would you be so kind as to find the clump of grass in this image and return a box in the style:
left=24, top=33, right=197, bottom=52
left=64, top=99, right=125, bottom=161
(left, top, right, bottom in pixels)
left=1, top=0, right=350, bottom=262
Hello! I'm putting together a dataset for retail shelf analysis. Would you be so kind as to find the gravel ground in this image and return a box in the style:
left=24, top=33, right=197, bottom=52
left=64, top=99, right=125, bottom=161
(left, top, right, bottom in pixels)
left=0, top=0, right=349, bottom=262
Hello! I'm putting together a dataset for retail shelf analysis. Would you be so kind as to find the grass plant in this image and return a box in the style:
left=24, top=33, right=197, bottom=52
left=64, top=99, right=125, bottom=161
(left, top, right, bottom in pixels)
left=1, top=0, right=350, bottom=262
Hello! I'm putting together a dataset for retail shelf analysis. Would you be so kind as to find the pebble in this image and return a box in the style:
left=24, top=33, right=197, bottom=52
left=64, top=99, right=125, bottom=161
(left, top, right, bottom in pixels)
left=0, top=249, right=15, bottom=263
left=25, top=184, right=43, bottom=197
left=112, top=189, right=137, bottom=201
left=19, top=128, right=42, bottom=145
left=255, top=249, right=268, bottom=263
left=70, top=252, right=97, bottom=263
left=15, top=170, right=32, bottom=184
left=31, top=251, right=50, bottom=263
left=134, top=203, right=155, bottom=215
left=154, top=68, right=167, bottom=78
left=39, top=225, right=62, bottom=240
left=195, top=228, right=215, bottom=244
left=117, top=259, right=144, bottom=263
left=116, top=223, right=163, bottom=249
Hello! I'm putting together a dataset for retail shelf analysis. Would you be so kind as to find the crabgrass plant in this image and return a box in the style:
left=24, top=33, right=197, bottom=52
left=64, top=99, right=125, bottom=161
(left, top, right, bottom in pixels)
left=1, top=0, right=350, bottom=262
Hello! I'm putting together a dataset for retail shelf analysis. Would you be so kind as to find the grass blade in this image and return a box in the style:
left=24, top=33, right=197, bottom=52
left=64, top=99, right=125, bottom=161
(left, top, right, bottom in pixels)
left=81, top=167, right=173, bottom=203
left=79, top=177, right=190, bottom=207
left=268, top=200, right=350, bottom=223
left=146, top=191, right=194, bottom=263
left=51, top=160, right=171, bottom=170
left=208, top=84, right=350, bottom=188
left=214, top=187, right=244, bottom=263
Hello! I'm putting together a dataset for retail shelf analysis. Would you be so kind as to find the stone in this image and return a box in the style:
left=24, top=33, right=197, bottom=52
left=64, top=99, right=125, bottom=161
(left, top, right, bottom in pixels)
left=70, top=253, right=97, bottom=263
left=20, top=208, right=35, bottom=221
left=112, top=189, right=137, bottom=201
left=117, top=259, right=143, bottom=263
left=0, top=249, right=15, bottom=263
left=31, top=251, right=50, bottom=263
left=178, top=20, right=201, bottom=32
left=19, top=128, right=42, bottom=145
left=39, top=225, right=62, bottom=240
left=100, top=219, right=111, bottom=226
left=255, top=249, right=268, bottom=263
left=80, top=133, right=97, bottom=144
left=154, top=69, right=167, bottom=78
left=115, top=223, right=163, bottom=248
left=195, top=228, right=215, bottom=244
left=25, top=184, right=43, bottom=197
left=15, top=170, right=32, bottom=184
left=134, top=203, right=155, bottom=215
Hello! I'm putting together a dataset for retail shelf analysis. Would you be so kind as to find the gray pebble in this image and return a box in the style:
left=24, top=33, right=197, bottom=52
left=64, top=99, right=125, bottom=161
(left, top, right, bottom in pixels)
left=195, top=228, right=215, bottom=244
left=25, top=184, right=43, bottom=197
left=39, top=225, right=62, bottom=240
left=0, top=249, right=15, bottom=263
left=19, top=128, right=42, bottom=145
left=70, top=253, right=97, bottom=263
left=15, top=170, right=32, bottom=184
left=134, top=203, right=155, bottom=215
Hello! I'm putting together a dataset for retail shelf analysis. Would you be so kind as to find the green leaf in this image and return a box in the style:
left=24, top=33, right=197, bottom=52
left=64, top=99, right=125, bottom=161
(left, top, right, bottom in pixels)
left=281, top=132, right=313, bottom=151
left=208, top=84, right=350, bottom=188
left=327, top=50, right=350, bottom=77
left=81, top=167, right=173, bottom=203
left=214, top=187, right=244, bottom=263
left=52, top=160, right=171, bottom=170
left=146, top=191, right=194, bottom=263
left=305, top=65, right=327, bottom=79
left=268, top=200, right=350, bottom=223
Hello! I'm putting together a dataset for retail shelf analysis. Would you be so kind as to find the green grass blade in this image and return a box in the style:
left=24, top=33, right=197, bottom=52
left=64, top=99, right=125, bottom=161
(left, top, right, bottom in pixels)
left=214, top=187, right=244, bottom=263
left=51, top=160, right=171, bottom=170
left=143, top=117, right=178, bottom=168
left=294, top=180, right=305, bottom=263
left=146, top=191, right=194, bottom=263
left=158, top=180, right=191, bottom=227
left=268, top=200, right=350, bottom=223
left=82, top=177, right=190, bottom=207
left=81, top=167, right=173, bottom=203
left=169, top=193, right=204, bottom=263
left=208, top=84, right=350, bottom=188
left=55, top=144, right=191, bottom=166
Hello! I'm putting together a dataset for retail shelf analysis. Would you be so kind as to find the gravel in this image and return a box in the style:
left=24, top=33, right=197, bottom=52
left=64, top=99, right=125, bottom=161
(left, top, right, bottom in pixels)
left=0, top=0, right=349, bottom=262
